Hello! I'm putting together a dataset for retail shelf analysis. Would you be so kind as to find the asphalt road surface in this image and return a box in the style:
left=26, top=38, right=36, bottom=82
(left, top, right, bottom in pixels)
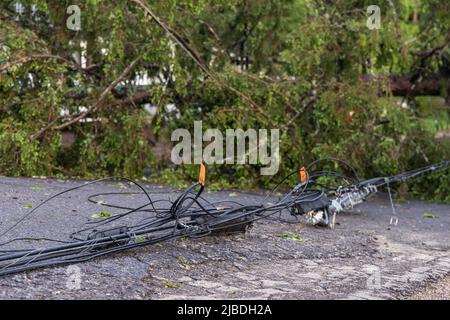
left=0, top=176, right=449, bottom=300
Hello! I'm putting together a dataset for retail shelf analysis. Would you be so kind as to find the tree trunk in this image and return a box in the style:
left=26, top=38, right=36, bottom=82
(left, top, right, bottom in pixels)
left=363, top=73, right=449, bottom=101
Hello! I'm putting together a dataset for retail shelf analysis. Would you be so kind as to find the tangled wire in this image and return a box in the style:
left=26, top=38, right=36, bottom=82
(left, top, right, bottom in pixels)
left=0, top=158, right=448, bottom=276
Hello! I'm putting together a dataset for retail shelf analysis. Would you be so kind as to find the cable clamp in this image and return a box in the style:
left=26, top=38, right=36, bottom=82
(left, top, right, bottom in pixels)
left=128, top=231, right=137, bottom=243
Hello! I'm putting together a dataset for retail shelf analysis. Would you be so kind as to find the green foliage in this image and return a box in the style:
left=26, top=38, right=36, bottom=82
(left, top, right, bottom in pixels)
left=1, top=1, right=449, bottom=202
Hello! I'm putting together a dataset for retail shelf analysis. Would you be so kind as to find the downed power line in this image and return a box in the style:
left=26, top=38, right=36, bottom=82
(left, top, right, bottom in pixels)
left=0, top=159, right=448, bottom=276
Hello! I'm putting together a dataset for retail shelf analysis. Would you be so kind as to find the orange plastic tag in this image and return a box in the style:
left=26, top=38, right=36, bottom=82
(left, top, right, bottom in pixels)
left=299, top=167, right=307, bottom=183
left=199, top=162, right=206, bottom=186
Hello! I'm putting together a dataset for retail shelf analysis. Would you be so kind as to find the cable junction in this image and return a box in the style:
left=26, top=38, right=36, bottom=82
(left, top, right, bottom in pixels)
left=0, top=159, right=448, bottom=276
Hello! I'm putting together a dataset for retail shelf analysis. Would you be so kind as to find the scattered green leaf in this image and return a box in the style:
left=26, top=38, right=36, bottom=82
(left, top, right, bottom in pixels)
left=177, top=257, right=191, bottom=270
left=91, top=211, right=112, bottom=219
left=277, top=232, right=304, bottom=242
left=163, top=281, right=181, bottom=289
left=114, top=183, right=126, bottom=189
left=423, top=212, right=438, bottom=219
left=135, top=235, right=146, bottom=243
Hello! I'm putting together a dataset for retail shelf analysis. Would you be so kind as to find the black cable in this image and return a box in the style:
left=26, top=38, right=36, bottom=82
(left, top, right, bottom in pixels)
left=0, top=158, right=447, bottom=276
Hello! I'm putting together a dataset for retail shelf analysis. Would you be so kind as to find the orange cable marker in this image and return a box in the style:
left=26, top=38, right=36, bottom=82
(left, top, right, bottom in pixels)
left=199, top=162, right=206, bottom=186
left=299, top=166, right=308, bottom=183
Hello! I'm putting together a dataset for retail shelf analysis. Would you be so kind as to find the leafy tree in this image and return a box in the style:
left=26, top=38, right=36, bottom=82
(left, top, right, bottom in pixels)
left=0, top=0, right=449, bottom=201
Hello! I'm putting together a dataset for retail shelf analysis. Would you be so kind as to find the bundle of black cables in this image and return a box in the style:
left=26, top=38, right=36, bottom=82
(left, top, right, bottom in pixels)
left=0, top=158, right=448, bottom=276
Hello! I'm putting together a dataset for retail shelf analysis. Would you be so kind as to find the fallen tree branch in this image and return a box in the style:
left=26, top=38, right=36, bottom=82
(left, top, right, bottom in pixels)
left=131, top=0, right=271, bottom=122
left=411, top=41, right=449, bottom=59
left=53, top=56, right=142, bottom=131
left=30, top=118, right=59, bottom=141
left=29, top=56, right=141, bottom=140
left=114, top=90, right=153, bottom=108
left=0, top=54, right=82, bottom=73
left=362, top=73, right=450, bottom=98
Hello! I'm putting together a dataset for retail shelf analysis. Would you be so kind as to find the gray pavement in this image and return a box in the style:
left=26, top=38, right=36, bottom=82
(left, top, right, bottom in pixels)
left=0, top=176, right=449, bottom=300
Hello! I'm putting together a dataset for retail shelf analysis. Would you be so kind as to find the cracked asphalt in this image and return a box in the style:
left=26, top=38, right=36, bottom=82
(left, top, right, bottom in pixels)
left=0, top=176, right=449, bottom=300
